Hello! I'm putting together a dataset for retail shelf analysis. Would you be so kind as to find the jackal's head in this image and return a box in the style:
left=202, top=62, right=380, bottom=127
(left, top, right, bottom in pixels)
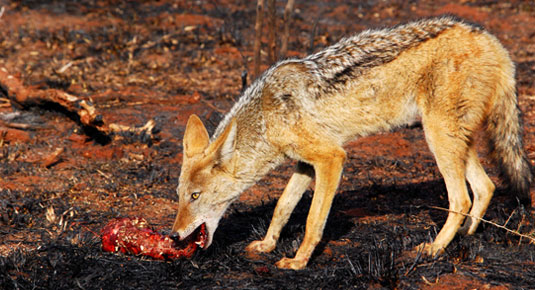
left=171, top=114, right=239, bottom=248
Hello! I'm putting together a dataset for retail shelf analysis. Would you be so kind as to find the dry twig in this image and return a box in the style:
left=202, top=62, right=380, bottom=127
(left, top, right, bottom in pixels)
left=0, top=119, right=31, bottom=130
left=0, top=96, right=10, bottom=108
left=428, top=205, right=535, bottom=243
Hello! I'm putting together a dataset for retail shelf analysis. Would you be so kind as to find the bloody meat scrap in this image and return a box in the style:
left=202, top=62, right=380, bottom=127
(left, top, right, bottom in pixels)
left=101, top=217, right=206, bottom=260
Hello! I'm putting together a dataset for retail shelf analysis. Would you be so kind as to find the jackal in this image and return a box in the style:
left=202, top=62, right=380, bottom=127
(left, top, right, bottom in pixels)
left=171, top=16, right=532, bottom=270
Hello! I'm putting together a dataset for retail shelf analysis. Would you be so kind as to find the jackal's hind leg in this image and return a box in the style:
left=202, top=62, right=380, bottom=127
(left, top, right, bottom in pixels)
left=246, top=162, right=314, bottom=254
left=459, top=146, right=495, bottom=235
left=417, top=121, right=472, bottom=256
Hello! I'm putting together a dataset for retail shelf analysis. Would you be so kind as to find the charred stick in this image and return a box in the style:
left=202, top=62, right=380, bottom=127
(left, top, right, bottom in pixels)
left=0, top=67, right=156, bottom=143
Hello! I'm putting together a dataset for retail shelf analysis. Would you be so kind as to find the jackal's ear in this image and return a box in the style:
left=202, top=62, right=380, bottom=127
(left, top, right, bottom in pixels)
left=183, top=114, right=210, bottom=158
left=207, top=118, right=237, bottom=166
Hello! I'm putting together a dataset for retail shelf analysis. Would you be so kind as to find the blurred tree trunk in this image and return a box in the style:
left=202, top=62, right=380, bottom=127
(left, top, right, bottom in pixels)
left=267, top=0, right=277, bottom=64
left=253, top=0, right=264, bottom=78
left=253, top=0, right=296, bottom=79
left=280, top=0, right=295, bottom=58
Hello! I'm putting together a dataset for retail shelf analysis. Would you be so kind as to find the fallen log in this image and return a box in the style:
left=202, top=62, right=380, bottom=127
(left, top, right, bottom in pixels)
left=0, top=67, right=157, bottom=143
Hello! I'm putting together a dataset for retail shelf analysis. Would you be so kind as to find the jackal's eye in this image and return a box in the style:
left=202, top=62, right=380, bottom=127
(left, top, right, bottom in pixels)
left=191, top=192, right=201, bottom=201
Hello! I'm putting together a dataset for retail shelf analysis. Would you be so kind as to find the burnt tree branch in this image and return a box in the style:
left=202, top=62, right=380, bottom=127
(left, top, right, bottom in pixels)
left=0, top=67, right=156, bottom=143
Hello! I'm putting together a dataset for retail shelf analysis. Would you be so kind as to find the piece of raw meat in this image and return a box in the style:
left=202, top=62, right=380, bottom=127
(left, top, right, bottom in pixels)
left=101, top=217, right=206, bottom=260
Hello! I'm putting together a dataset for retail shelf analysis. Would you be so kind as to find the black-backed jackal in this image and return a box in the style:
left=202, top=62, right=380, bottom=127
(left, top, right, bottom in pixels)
left=171, top=16, right=532, bottom=270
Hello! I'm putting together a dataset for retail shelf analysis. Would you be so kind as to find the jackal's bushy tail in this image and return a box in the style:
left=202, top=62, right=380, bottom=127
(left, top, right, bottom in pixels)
left=487, top=82, right=533, bottom=206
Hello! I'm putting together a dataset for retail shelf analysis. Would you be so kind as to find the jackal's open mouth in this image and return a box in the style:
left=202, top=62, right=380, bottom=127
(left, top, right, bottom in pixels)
left=176, top=223, right=207, bottom=249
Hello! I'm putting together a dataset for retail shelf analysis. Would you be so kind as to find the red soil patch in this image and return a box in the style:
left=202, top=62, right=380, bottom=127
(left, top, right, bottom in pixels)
left=420, top=273, right=509, bottom=290
left=0, top=128, right=31, bottom=143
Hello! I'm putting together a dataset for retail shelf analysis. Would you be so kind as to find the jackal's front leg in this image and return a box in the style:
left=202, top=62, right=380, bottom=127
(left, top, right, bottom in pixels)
left=246, top=162, right=314, bottom=254
left=276, top=146, right=346, bottom=270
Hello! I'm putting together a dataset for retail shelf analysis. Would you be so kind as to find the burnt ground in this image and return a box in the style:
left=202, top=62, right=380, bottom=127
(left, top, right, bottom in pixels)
left=1, top=0, right=535, bottom=289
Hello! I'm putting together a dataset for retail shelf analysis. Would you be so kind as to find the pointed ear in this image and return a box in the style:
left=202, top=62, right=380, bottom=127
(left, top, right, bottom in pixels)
left=207, top=118, right=237, bottom=165
left=183, top=114, right=210, bottom=158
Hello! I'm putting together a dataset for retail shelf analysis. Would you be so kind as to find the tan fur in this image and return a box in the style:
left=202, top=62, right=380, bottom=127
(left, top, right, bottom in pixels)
left=171, top=16, right=532, bottom=270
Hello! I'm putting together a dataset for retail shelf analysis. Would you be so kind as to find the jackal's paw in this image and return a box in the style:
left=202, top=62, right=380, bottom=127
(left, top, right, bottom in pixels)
left=245, top=239, right=276, bottom=254
left=275, top=256, right=308, bottom=270
left=413, top=242, right=444, bottom=258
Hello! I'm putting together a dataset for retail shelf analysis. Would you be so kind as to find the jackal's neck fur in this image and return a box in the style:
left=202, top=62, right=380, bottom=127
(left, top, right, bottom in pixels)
left=213, top=16, right=481, bottom=185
